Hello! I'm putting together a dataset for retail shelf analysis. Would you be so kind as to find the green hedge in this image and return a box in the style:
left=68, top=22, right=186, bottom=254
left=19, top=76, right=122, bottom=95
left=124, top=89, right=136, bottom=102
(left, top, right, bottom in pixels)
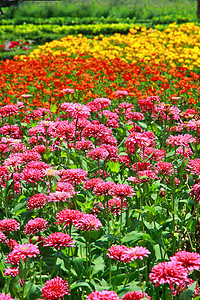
left=1, top=0, right=197, bottom=21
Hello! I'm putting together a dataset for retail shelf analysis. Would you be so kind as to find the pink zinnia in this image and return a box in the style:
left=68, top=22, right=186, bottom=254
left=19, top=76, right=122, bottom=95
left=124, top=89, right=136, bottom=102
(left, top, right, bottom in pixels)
left=176, top=146, right=193, bottom=158
left=154, top=161, right=174, bottom=176
left=40, top=276, right=70, bottom=300
left=187, top=159, right=200, bottom=175
left=93, top=181, right=116, bottom=196
left=138, top=170, right=158, bottom=183
left=24, top=218, right=48, bottom=235
left=0, top=105, right=18, bottom=117
left=0, top=294, right=14, bottom=300
left=149, top=261, right=188, bottom=290
left=132, top=162, right=152, bottom=172
left=93, top=197, right=128, bottom=215
left=4, top=267, right=19, bottom=277
left=107, top=245, right=129, bottom=262
left=87, top=147, right=109, bottom=161
left=83, top=178, right=104, bottom=190
left=190, top=183, right=200, bottom=203
left=59, top=168, right=88, bottom=185
left=56, top=209, right=84, bottom=229
left=60, top=102, right=90, bottom=119
left=140, top=147, right=165, bottom=161
left=47, top=191, right=75, bottom=203
left=27, top=193, right=47, bottom=210
left=125, top=132, right=151, bottom=154
left=121, top=246, right=151, bottom=262
left=87, top=290, right=120, bottom=300
left=0, top=219, right=20, bottom=233
left=6, top=243, right=40, bottom=265
left=87, top=97, right=111, bottom=112
left=76, top=214, right=102, bottom=231
left=166, top=134, right=196, bottom=147
left=22, top=168, right=44, bottom=183
left=121, top=291, right=151, bottom=300
left=170, top=250, right=200, bottom=272
left=44, top=232, right=75, bottom=249
left=0, top=231, right=6, bottom=242
left=108, top=184, right=136, bottom=198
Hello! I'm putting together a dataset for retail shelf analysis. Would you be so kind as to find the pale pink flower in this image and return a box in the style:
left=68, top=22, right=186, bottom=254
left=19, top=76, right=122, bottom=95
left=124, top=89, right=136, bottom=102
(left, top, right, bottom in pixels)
left=0, top=294, right=14, bottom=300
left=47, top=191, right=75, bottom=203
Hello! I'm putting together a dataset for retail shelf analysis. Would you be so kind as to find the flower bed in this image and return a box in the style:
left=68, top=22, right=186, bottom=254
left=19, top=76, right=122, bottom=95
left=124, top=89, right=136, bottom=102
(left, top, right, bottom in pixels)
left=0, top=23, right=200, bottom=299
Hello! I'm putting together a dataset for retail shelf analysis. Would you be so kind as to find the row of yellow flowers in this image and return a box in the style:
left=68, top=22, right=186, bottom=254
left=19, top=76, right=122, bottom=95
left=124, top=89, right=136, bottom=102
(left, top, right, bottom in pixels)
left=20, top=22, right=200, bottom=70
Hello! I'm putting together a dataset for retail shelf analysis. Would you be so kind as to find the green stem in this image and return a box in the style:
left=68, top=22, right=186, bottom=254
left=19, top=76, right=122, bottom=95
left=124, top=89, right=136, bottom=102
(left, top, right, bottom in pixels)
left=113, top=261, right=120, bottom=290
left=51, top=249, right=60, bottom=278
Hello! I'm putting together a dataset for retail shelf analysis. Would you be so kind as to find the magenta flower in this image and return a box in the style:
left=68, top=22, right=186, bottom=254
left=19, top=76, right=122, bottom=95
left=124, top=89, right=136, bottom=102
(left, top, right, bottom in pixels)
left=44, top=232, right=75, bottom=249
left=0, top=219, right=20, bottom=233
left=149, top=261, right=188, bottom=290
left=170, top=250, right=200, bottom=272
left=87, top=290, right=120, bottom=300
left=76, top=214, right=102, bottom=231
left=41, top=276, right=70, bottom=300
left=24, top=218, right=48, bottom=235
left=121, top=291, right=151, bottom=300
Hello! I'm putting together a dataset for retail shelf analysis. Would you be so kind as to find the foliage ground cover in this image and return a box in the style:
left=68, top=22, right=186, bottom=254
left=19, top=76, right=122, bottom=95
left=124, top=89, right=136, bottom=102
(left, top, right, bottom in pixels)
left=0, top=22, right=200, bottom=299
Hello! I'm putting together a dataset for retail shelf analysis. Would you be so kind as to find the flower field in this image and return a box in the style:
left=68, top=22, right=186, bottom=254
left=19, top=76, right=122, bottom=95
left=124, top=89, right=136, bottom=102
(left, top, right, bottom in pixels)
left=0, top=22, right=200, bottom=299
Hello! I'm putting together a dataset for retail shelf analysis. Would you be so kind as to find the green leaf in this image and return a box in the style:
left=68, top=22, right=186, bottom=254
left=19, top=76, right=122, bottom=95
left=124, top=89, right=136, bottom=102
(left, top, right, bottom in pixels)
left=92, top=255, right=105, bottom=276
left=71, top=257, right=83, bottom=278
left=108, top=161, right=120, bottom=172
left=122, top=231, right=144, bottom=244
left=70, top=281, right=93, bottom=292
left=50, top=103, right=57, bottom=113
left=180, top=282, right=197, bottom=300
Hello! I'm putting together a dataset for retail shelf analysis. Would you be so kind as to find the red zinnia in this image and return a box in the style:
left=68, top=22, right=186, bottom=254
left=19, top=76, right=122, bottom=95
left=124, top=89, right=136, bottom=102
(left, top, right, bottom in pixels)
left=27, top=193, right=47, bottom=210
